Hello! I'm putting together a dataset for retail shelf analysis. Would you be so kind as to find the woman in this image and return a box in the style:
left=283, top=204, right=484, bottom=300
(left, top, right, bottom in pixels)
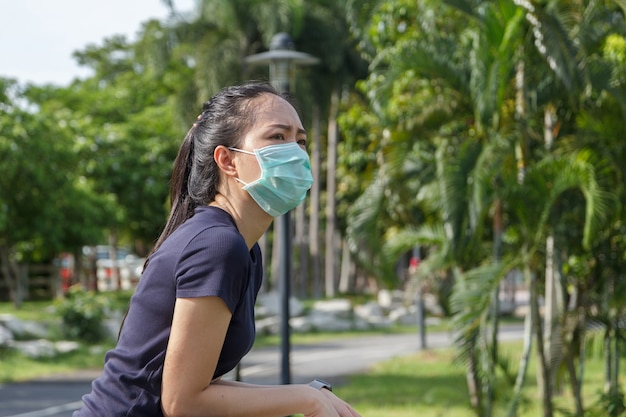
left=73, top=82, right=361, bottom=417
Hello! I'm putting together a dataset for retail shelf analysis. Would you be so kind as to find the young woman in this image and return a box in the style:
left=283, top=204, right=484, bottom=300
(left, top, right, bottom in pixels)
left=73, top=82, right=361, bottom=417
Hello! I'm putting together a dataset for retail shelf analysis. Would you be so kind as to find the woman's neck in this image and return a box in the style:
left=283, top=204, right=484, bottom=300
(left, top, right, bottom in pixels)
left=210, top=193, right=272, bottom=249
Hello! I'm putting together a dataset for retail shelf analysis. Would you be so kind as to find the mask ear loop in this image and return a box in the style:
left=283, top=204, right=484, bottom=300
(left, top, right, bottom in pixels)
left=228, top=147, right=256, bottom=188
left=228, top=147, right=267, bottom=189
left=228, top=147, right=255, bottom=156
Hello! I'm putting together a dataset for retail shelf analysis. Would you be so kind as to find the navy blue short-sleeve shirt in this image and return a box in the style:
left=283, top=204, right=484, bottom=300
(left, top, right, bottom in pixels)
left=74, top=206, right=263, bottom=417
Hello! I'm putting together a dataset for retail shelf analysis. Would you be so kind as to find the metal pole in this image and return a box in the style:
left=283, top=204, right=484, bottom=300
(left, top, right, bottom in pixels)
left=416, top=287, right=427, bottom=350
left=411, top=246, right=427, bottom=350
left=278, top=210, right=292, bottom=384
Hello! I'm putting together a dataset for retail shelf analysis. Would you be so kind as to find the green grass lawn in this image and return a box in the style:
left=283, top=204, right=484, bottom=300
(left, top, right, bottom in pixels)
left=334, top=342, right=614, bottom=417
left=0, top=343, right=112, bottom=383
left=0, top=300, right=60, bottom=321
left=336, top=349, right=474, bottom=417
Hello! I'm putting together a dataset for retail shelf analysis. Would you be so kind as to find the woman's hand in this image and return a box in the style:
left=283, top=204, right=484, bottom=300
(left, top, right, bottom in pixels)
left=304, top=387, right=361, bottom=417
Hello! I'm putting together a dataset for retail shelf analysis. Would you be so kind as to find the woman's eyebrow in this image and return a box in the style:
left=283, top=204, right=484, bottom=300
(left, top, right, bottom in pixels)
left=269, top=123, right=307, bottom=135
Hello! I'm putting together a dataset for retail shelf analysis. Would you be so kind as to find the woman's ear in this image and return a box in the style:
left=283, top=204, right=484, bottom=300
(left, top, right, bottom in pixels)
left=214, top=145, right=238, bottom=177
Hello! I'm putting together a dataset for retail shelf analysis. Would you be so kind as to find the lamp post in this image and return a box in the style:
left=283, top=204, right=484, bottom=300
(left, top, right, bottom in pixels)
left=244, top=33, right=319, bottom=385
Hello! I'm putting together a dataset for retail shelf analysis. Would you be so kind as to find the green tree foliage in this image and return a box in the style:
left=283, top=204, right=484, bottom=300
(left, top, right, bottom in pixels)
left=0, top=78, right=114, bottom=303
left=0, top=79, right=113, bottom=258
left=61, top=27, right=187, bottom=250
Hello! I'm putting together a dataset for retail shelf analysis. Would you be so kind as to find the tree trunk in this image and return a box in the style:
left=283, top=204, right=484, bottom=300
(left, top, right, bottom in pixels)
left=507, top=265, right=535, bottom=417
left=544, top=234, right=565, bottom=395
left=466, top=347, right=483, bottom=414
left=606, top=273, right=620, bottom=407
left=515, top=58, right=528, bottom=184
left=271, top=222, right=280, bottom=290
left=543, top=105, right=564, bottom=396
left=308, top=104, right=322, bottom=298
left=0, top=244, right=21, bottom=307
left=487, top=197, right=504, bottom=415
left=259, top=232, right=269, bottom=292
left=108, top=231, right=121, bottom=291
left=338, top=239, right=353, bottom=293
left=563, top=287, right=585, bottom=416
left=604, top=330, right=612, bottom=393
left=565, top=349, right=584, bottom=416
left=575, top=299, right=587, bottom=415
left=531, top=268, right=554, bottom=417
left=324, top=86, right=339, bottom=297
left=481, top=320, right=494, bottom=417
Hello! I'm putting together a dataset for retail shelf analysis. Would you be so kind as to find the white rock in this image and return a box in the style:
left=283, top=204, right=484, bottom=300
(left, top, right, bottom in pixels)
left=55, top=340, right=80, bottom=354
left=307, top=311, right=353, bottom=331
left=354, top=302, right=384, bottom=321
left=256, top=292, right=304, bottom=317
left=377, top=289, right=404, bottom=310
left=14, top=339, right=56, bottom=358
left=423, top=293, right=444, bottom=316
left=290, top=316, right=313, bottom=333
left=0, top=315, right=49, bottom=339
left=311, top=299, right=352, bottom=319
left=390, top=306, right=418, bottom=326
left=256, top=316, right=280, bottom=336
left=0, top=324, right=14, bottom=346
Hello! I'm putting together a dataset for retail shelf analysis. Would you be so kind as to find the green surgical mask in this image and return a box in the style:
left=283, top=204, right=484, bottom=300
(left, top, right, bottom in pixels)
left=230, top=142, right=314, bottom=217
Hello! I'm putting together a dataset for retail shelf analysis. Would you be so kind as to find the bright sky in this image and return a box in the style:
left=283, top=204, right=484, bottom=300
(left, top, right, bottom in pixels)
left=0, top=0, right=195, bottom=86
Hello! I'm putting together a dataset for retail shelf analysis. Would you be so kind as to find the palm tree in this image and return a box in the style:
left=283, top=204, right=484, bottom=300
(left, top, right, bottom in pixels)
left=512, top=2, right=626, bottom=414
left=342, top=2, right=624, bottom=417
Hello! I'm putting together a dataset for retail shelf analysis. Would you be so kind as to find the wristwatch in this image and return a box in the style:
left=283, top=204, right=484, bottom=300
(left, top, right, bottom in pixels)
left=309, top=378, right=333, bottom=392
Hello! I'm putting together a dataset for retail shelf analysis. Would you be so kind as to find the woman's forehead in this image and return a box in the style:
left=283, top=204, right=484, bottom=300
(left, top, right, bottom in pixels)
left=251, top=94, right=302, bottom=127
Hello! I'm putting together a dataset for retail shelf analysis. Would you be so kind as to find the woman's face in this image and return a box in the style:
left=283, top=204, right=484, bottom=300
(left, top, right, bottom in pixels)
left=235, top=94, right=307, bottom=183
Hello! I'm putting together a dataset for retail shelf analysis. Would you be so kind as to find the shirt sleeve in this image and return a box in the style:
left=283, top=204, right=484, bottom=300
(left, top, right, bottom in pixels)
left=174, top=226, right=250, bottom=313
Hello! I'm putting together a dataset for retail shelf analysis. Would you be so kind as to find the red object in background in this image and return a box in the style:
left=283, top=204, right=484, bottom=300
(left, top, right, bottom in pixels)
left=59, top=253, right=74, bottom=293
left=409, top=256, right=420, bottom=274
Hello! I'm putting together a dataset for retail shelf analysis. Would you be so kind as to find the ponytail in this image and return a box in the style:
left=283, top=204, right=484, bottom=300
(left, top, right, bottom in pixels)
left=149, top=129, right=197, bottom=257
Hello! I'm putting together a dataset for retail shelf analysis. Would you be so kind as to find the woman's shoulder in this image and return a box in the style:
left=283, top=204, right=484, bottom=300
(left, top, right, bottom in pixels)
left=174, top=207, right=236, bottom=236
left=180, top=207, right=247, bottom=257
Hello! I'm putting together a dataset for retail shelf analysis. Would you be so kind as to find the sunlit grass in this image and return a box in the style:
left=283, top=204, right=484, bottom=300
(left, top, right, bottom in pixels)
left=0, top=300, right=58, bottom=321
left=335, top=341, right=614, bottom=417
left=0, top=343, right=113, bottom=383
left=335, top=349, right=475, bottom=417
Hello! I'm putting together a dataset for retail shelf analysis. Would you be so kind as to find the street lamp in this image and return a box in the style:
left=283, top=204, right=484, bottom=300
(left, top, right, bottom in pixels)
left=244, top=33, right=319, bottom=385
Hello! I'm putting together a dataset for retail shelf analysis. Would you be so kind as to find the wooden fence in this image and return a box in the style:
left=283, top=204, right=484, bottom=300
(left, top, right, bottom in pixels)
left=0, top=264, right=61, bottom=302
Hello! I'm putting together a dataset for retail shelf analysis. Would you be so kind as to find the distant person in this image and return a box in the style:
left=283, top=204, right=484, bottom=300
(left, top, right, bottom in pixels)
left=73, top=82, right=361, bottom=417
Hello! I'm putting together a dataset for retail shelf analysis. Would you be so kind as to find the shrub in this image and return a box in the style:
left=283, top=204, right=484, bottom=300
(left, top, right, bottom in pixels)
left=55, top=286, right=111, bottom=343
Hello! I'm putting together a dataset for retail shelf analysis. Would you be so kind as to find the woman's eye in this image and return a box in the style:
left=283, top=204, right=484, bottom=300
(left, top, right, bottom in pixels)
left=271, top=133, right=285, bottom=140
left=297, top=138, right=308, bottom=148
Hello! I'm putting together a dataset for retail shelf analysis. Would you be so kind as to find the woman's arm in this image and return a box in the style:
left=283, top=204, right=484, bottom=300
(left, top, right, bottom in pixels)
left=161, top=296, right=360, bottom=417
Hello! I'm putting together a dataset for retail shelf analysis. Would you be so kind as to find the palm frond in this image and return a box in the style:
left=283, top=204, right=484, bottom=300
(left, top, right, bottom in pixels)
left=506, top=150, right=616, bottom=251
left=521, top=2, right=585, bottom=93
left=382, top=225, right=446, bottom=260
left=345, top=174, right=389, bottom=278
left=450, top=256, right=520, bottom=363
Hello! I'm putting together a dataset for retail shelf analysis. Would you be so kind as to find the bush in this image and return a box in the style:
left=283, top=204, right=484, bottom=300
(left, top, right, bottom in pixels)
left=55, top=286, right=111, bottom=343
left=589, top=389, right=626, bottom=417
